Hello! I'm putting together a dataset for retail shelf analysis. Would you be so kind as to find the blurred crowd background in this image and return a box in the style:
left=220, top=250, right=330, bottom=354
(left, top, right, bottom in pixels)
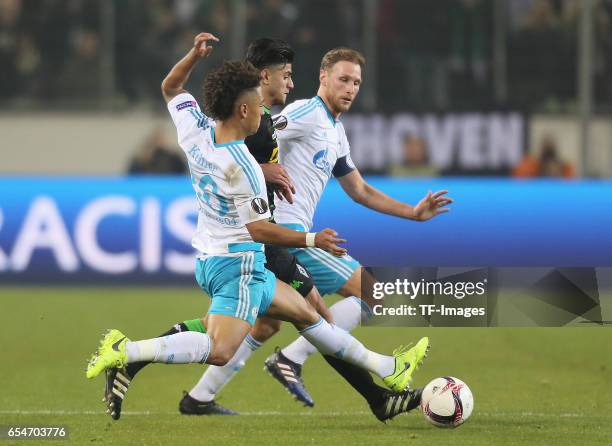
left=1, top=0, right=611, bottom=177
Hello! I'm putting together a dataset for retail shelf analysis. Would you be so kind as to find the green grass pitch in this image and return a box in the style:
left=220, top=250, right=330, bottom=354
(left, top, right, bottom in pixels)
left=1, top=287, right=611, bottom=445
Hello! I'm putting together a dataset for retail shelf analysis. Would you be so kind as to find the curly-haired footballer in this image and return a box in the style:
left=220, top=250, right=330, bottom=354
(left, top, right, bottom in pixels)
left=86, top=32, right=428, bottom=422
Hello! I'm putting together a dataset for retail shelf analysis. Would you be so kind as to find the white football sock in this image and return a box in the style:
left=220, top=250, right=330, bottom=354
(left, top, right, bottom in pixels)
left=282, top=297, right=373, bottom=365
left=125, top=332, right=211, bottom=364
left=188, top=334, right=262, bottom=402
left=298, top=317, right=394, bottom=378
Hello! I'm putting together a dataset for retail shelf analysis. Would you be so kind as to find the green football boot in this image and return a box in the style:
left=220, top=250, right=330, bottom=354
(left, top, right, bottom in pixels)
left=383, top=337, right=430, bottom=392
left=86, top=329, right=129, bottom=379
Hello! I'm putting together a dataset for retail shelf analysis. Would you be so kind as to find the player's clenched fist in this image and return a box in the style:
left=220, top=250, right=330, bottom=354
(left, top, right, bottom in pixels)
left=193, top=32, right=219, bottom=58
left=315, top=228, right=347, bottom=257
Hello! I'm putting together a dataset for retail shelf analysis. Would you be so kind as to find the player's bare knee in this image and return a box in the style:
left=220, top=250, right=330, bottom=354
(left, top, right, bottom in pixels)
left=206, top=341, right=236, bottom=366
left=293, top=305, right=320, bottom=331
left=201, top=315, right=209, bottom=331
left=251, top=318, right=281, bottom=342
left=207, top=348, right=233, bottom=366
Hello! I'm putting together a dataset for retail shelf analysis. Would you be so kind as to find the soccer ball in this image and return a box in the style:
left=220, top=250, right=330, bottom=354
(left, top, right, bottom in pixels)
left=420, top=376, right=474, bottom=428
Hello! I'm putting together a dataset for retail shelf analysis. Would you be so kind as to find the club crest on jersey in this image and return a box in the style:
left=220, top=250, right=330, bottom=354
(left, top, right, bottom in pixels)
left=176, top=100, right=197, bottom=111
left=251, top=197, right=268, bottom=214
left=313, top=149, right=332, bottom=176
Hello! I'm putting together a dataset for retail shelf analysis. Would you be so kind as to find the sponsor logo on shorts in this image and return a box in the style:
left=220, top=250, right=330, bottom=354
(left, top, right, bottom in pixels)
left=296, top=264, right=308, bottom=277
left=252, top=306, right=259, bottom=318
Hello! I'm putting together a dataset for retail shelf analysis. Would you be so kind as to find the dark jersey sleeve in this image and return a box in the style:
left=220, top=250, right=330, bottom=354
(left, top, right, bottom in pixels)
left=245, top=113, right=279, bottom=217
left=245, top=113, right=278, bottom=164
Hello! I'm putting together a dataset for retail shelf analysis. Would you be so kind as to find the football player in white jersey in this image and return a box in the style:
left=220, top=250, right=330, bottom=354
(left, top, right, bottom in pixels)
left=148, top=46, right=453, bottom=414
left=85, top=33, right=431, bottom=417
left=103, top=38, right=429, bottom=422
left=254, top=47, right=453, bottom=404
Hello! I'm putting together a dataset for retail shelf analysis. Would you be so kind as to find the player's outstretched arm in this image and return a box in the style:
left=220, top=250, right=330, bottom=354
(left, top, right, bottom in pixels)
left=161, top=32, right=219, bottom=103
left=246, top=220, right=347, bottom=257
left=338, top=169, right=453, bottom=222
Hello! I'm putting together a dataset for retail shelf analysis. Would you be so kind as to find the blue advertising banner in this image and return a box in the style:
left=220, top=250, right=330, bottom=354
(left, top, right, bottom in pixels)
left=0, top=177, right=610, bottom=284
